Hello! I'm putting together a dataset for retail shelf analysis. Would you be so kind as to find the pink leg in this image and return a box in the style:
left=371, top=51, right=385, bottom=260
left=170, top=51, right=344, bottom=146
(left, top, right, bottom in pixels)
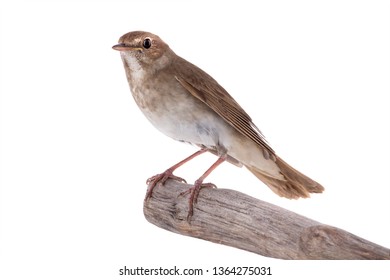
left=145, top=148, right=207, bottom=200
left=180, top=155, right=226, bottom=221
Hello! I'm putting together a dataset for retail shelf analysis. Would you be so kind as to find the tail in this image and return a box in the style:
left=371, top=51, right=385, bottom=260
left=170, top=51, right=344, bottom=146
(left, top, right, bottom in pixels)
left=246, top=156, right=324, bottom=199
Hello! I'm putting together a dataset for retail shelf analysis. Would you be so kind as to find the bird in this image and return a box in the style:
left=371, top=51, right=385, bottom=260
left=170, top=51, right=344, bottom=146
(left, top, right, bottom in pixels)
left=112, top=31, right=324, bottom=219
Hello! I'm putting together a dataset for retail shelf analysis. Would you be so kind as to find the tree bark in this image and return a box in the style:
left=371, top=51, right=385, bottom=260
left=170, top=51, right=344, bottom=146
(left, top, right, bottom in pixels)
left=143, top=180, right=390, bottom=260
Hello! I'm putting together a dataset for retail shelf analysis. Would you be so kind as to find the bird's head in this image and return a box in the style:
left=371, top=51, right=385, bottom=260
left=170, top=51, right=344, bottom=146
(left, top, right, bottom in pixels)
left=113, top=31, right=172, bottom=70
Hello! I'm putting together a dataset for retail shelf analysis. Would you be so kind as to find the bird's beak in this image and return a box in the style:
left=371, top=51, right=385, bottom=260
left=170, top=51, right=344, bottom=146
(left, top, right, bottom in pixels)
left=112, top=43, right=141, bottom=51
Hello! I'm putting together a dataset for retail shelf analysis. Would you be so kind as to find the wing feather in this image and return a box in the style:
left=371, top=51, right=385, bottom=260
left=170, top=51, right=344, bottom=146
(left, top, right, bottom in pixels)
left=174, top=60, right=275, bottom=158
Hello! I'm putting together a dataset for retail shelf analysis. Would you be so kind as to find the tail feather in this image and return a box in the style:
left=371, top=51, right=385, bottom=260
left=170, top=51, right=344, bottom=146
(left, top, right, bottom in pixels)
left=246, top=156, right=324, bottom=199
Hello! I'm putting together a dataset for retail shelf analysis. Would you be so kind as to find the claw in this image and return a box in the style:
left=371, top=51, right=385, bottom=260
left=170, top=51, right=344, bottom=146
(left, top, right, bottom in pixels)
left=143, top=150, right=225, bottom=222
left=145, top=171, right=186, bottom=201
left=180, top=181, right=217, bottom=221
left=143, top=149, right=208, bottom=201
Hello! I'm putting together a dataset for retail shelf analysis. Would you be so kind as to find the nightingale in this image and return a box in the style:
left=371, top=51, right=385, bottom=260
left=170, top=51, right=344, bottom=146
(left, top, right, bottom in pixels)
left=113, top=31, right=324, bottom=219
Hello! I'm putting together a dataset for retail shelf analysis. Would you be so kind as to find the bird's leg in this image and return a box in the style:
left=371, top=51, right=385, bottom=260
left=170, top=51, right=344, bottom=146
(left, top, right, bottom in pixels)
left=180, top=155, right=226, bottom=221
left=145, top=148, right=207, bottom=200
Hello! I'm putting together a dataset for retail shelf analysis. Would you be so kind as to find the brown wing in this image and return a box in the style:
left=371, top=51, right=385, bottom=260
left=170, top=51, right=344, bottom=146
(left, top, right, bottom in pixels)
left=174, top=57, right=275, bottom=159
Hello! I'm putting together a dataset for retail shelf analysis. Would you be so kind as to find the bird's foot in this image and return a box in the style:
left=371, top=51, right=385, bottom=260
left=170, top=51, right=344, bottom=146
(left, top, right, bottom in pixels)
left=145, top=170, right=186, bottom=201
left=179, top=180, right=217, bottom=221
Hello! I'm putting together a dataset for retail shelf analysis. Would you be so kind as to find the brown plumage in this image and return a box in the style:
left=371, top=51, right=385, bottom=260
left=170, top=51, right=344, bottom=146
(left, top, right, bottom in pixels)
left=113, top=31, right=324, bottom=215
left=174, top=56, right=324, bottom=199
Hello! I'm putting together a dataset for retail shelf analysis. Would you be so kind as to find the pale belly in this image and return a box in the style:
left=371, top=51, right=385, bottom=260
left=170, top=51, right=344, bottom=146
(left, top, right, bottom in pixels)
left=138, top=89, right=232, bottom=153
left=136, top=88, right=281, bottom=177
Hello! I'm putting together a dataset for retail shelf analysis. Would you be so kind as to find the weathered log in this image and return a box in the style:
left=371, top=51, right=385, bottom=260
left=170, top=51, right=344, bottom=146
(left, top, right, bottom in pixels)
left=143, top=180, right=390, bottom=260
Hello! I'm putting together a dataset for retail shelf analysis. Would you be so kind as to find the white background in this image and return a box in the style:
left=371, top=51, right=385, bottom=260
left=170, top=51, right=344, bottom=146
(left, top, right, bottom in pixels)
left=1, top=0, right=389, bottom=279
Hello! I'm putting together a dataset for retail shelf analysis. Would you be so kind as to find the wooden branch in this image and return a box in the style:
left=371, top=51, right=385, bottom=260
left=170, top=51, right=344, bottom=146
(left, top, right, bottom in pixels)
left=143, top=180, right=390, bottom=260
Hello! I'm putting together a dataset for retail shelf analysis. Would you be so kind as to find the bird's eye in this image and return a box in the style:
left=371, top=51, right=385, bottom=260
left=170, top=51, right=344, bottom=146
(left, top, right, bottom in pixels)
left=143, top=38, right=152, bottom=49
